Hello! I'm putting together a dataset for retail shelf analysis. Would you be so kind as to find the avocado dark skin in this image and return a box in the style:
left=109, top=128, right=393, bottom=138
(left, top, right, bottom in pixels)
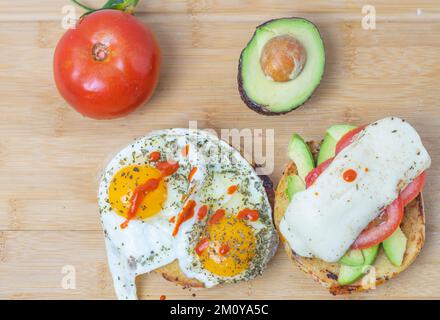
left=258, top=173, right=275, bottom=210
left=237, top=17, right=325, bottom=116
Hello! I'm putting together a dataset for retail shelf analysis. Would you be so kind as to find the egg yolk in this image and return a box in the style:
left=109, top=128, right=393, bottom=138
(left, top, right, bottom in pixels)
left=198, top=215, right=256, bottom=277
left=108, top=165, right=167, bottom=220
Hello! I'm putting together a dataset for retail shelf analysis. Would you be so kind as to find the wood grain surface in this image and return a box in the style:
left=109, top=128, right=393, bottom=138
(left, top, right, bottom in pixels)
left=0, top=0, right=439, bottom=300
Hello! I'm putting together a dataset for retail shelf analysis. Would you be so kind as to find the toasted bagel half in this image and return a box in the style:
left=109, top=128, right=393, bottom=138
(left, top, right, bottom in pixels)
left=274, top=141, right=425, bottom=295
left=156, top=173, right=276, bottom=288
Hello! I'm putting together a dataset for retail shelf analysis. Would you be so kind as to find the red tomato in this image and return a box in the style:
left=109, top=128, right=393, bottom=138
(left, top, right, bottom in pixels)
left=335, top=126, right=366, bottom=154
left=351, top=196, right=404, bottom=249
left=305, top=157, right=333, bottom=188
left=53, top=10, right=161, bottom=119
left=401, top=171, right=426, bottom=206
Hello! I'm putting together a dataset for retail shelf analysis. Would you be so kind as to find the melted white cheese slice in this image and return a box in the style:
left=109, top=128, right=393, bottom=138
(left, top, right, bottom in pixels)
left=280, top=117, right=431, bottom=262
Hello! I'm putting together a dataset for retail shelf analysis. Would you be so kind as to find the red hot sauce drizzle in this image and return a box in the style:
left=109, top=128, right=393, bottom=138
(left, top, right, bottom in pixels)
left=120, top=156, right=181, bottom=229
left=156, top=160, right=180, bottom=177
left=237, top=208, right=260, bottom=221
left=182, top=144, right=189, bottom=157
left=172, top=200, right=197, bottom=236
left=149, top=151, right=161, bottom=162
left=195, top=238, right=209, bottom=256
left=197, top=205, right=208, bottom=220
left=188, top=167, right=198, bottom=182
left=343, top=169, right=357, bottom=183
left=209, top=209, right=225, bottom=225
left=120, top=178, right=162, bottom=229
left=227, top=185, right=238, bottom=195
left=218, top=244, right=231, bottom=256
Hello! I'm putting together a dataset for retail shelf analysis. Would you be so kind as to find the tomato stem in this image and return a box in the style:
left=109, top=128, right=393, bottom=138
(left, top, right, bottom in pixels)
left=71, top=0, right=95, bottom=11
left=92, top=43, right=110, bottom=62
left=102, top=0, right=140, bottom=13
left=72, top=0, right=139, bottom=16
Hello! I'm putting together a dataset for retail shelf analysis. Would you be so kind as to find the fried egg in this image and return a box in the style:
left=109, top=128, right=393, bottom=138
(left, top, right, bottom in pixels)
left=98, top=129, right=278, bottom=299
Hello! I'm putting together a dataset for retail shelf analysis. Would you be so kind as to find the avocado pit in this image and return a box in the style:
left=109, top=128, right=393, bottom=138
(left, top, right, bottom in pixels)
left=260, top=35, right=306, bottom=82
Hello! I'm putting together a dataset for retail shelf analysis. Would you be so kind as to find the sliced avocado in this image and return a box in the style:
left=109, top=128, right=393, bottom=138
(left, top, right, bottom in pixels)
left=338, top=245, right=379, bottom=285
left=286, top=175, right=306, bottom=202
left=317, top=124, right=356, bottom=165
left=327, top=124, right=357, bottom=141
left=362, top=244, right=380, bottom=265
left=339, top=249, right=364, bottom=266
left=287, top=134, right=315, bottom=181
left=383, top=227, right=407, bottom=267
left=238, top=18, right=325, bottom=115
left=317, top=133, right=337, bottom=165
left=338, top=265, right=365, bottom=285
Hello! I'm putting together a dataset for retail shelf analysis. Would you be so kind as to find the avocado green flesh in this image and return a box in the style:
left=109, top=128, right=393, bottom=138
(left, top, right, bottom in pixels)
left=338, top=245, right=379, bottom=285
left=361, top=244, right=380, bottom=265
left=317, top=133, right=336, bottom=165
left=287, top=134, right=315, bottom=181
left=339, top=249, right=364, bottom=266
left=286, top=175, right=306, bottom=202
left=327, top=124, right=357, bottom=141
left=317, top=124, right=356, bottom=165
left=240, top=18, right=325, bottom=113
left=338, top=265, right=365, bottom=285
left=383, top=227, right=407, bottom=267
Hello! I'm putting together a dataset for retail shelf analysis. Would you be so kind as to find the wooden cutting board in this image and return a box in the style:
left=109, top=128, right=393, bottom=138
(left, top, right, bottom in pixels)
left=1, top=0, right=439, bottom=300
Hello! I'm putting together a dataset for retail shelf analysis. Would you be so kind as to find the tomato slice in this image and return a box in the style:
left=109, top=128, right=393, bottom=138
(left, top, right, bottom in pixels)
left=335, top=126, right=366, bottom=155
left=353, top=172, right=425, bottom=249
left=401, top=171, right=426, bottom=206
left=305, top=157, right=333, bottom=188
left=351, top=196, right=404, bottom=249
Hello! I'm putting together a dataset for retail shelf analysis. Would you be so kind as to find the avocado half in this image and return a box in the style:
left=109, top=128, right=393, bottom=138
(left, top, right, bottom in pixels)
left=238, top=18, right=325, bottom=115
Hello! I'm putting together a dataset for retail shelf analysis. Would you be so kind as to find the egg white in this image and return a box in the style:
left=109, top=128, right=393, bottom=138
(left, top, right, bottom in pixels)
left=98, top=129, right=278, bottom=299
left=174, top=133, right=278, bottom=287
